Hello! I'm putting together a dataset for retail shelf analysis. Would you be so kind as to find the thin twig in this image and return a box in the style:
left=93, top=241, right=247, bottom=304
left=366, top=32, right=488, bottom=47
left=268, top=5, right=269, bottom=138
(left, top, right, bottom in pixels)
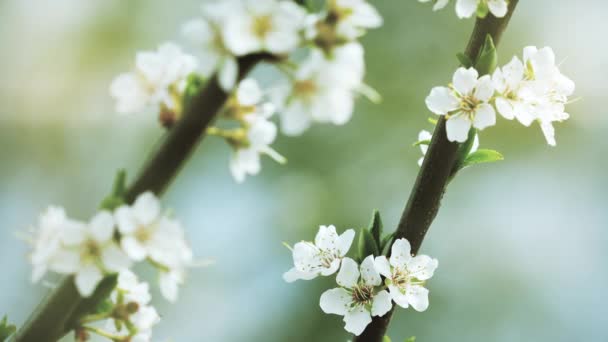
left=353, top=2, right=520, bottom=341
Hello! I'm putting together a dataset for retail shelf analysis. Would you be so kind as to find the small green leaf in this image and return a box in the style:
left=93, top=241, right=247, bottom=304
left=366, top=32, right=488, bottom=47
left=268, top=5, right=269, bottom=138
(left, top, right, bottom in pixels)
left=100, top=170, right=127, bottom=211
left=383, top=336, right=392, bottom=342
left=183, top=73, right=207, bottom=106
left=358, top=228, right=379, bottom=261
left=476, top=2, right=489, bottom=18
left=460, top=149, right=504, bottom=169
left=0, top=315, right=16, bottom=341
left=456, top=52, right=473, bottom=68
left=380, top=232, right=396, bottom=256
left=474, top=34, right=498, bottom=75
left=405, top=337, right=417, bottom=342
left=412, top=139, right=431, bottom=147
left=428, top=117, right=438, bottom=125
left=368, top=210, right=383, bottom=247
left=453, top=128, right=478, bottom=172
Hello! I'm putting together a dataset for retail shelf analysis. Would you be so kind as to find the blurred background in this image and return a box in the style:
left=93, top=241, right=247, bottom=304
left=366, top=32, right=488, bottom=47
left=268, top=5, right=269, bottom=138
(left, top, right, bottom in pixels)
left=1, top=0, right=606, bottom=341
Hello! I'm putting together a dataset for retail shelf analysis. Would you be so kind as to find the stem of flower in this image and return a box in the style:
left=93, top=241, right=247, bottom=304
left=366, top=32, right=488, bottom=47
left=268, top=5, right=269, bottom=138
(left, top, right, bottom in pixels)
left=82, top=325, right=124, bottom=341
left=78, top=311, right=112, bottom=325
left=353, top=2, right=520, bottom=341
left=12, top=53, right=271, bottom=342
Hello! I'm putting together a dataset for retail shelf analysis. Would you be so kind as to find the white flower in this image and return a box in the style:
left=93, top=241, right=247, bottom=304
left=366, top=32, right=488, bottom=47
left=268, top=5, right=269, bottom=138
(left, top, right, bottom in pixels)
left=110, top=42, right=198, bottom=114
left=455, top=0, right=508, bottom=18
left=114, top=269, right=151, bottom=305
left=418, top=0, right=450, bottom=11
left=275, top=43, right=365, bottom=135
left=229, top=79, right=285, bottom=183
left=222, top=0, right=306, bottom=56
left=417, top=129, right=478, bottom=166
left=182, top=2, right=239, bottom=91
left=374, top=239, right=438, bottom=312
left=327, top=0, right=383, bottom=40
left=115, top=192, right=193, bottom=301
left=283, top=225, right=355, bottom=282
left=426, top=67, right=496, bottom=143
left=493, top=47, right=574, bottom=146
left=52, top=211, right=131, bottom=297
left=319, top=256, right=392, bottom=336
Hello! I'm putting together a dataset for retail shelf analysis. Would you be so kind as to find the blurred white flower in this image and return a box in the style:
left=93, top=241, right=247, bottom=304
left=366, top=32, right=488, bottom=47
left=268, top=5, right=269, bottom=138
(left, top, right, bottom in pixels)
left=374, top=239, right=438, bottom=312
left=222, top=0, right=306, bottom=56
left=426, top=67, right=496, bottom=142
left=228, top=79, right=285, bottom=183
left=52, top=211, right=131, bottom=297
left=110, top=42, right=198, bottom=115
left=419, top=0, right=507, bottom=19
left=182, top=2, right=239, bottom=91
left=418, top=0, right=450, bottom=11
left=493, top=46, right=574, bottom=146
left=417, top=129, right=478, bottom=166
left=327, top=0, right=383, bottom=39
left=274, top=43, right=365, bottom=135
left=319, top=256, right=392, bottom=336
left=283, top=225, right=355, bottom=282
left=115, top=192, right=193, bottom=302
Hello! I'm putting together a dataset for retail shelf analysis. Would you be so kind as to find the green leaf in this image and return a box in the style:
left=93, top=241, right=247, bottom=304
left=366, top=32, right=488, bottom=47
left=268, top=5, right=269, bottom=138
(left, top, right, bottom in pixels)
left=100, top=170, right=127, bottom=211
left=383, top=336, right=392, bottom=342
left=357, top=228, right=379, bottom=261
left=453, top=128, right=478, bottom=173
left=405, top=337, right=417, bottom=342
left=368, top=210, right=383, bottom=247
left=474, top=34, right=498, bottom=75
left=427, top=117, right=438, bottom=125
left=412, top=139, right=431, bottom=147
left=0, top=315, right=16, bottom=341
left=183, top=73, right=206, bottom=106
left=476, top=2, right=489, bottom=18
left=380, top=232, right=396, bottom=256
left=460, top=149, right=504, bottom=169
left=456, top=52, right=473, bottom=68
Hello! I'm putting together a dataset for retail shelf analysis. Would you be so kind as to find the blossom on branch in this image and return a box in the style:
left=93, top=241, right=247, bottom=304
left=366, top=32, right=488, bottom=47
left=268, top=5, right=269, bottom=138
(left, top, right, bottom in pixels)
left=319, top=256, right=392, bottom=336
left=283, top=225, right=355, bottom=282
left=418, top=0, right=508, bottom=19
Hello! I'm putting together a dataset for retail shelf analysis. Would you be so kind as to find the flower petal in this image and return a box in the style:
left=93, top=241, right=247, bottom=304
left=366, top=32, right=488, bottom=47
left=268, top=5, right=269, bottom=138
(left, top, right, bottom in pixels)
left=102, top=244, right=132, bottom=272
left=495, top=97, right=515, bottom=120
left=283, top=267, right=317, bottom=282
left=455, top=0, right=479, bottom=18
left=407, top=255, right=438, bottom=281
left=89, top=211, right=115, bottom=243
left=337, top=257, right=360, bottom=288
left=389, top=238, right=411, bottom=268
left=120, top=236, right=148, bottom=262
left=452, top=67, right=478, bottom=95
left=473, top=103, right=496, bottom=130
left=488, top=0, right=508, bottom=17
left=446, top=115, right=472, bottom=142
left=360, top=255, right=381, bottom=287
left=114, top=206, right=136, bottom=234
left=343, top=306, right=372, bottom=336
left=474, top=75, right=495, bottom=102
left=371, top=290, right=393, bottom=317
left=405, top=284, right=430, bottom=312
left=218, top=57, right=238, bottom=91
left=319, top=288, right=351, bottom=315
left=75, top=265, right=103, bottom=297
left=388, top=284, right=410, bottom=309
left=373, top=256, right=392, bottom=278
left=133, top=192, right=161, bottom=226
left=425, top=87, right=459, bottom=115
left=337, top=229, right=356, bottom=256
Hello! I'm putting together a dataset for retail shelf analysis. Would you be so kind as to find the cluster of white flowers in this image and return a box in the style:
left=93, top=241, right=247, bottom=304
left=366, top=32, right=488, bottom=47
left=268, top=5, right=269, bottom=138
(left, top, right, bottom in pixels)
left=425, top=46, right=574, bottom=146
left=28, top=192, right=193, bottom=340
left=284, top=225, right=438, bottom=335
left=110, top=0, right=382, bottom=183
left=418, top=0, right=508, bottom=19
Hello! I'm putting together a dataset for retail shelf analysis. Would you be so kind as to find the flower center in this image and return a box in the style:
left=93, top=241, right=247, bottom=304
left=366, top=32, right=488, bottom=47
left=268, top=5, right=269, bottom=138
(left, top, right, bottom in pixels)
left=135, top=225, right=153, bottom=243
left=294, top=79, right=317, bottom=98
left=82, top=239, right=101, bottom=260
left=252, top=15, right=273, bottom=38
left=459, top=95, right=479, bottom=115
left=351, top=284, right=374, bottom=305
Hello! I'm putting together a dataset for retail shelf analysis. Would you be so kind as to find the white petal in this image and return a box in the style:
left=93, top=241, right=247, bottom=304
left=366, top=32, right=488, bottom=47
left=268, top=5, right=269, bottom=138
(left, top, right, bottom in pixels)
left=474, top=75, right=495, bottom=102
left=218, top=57, right=238, bottom=92
left=89, top=211, right=115, bottom=242
left=337, top=257, right=360, bottom=288
left=405, top=284, right=430, bottom=312
left=502, top=56, right=524, bottom=89
left=181, top=18, right=213, bottom=45
left=120, top=236, right=148, bottom=261
left=114, top=206, right=136, bottom=234
left=101, top=244, right=132, bottom=272
left=407, top=255, right=438, bottom=281
left=388, top=284, right=410, bottom=309
left=495, top=97, right=515, bottom=120
left=473, top=103, right=496, bottom=130
left=283, top=267, right=317, bottom=282
left=425, top=87, right=459, bottom=115
left=60, top=222, right=87, bottom=246
left=455, top=0, right=479, bottom=18
left=159, top=271, right=181, bottom=302
left=132, top=192, right=161, bottom=226
left=471, top=134, right=480, bottom=153
left=75, top=265, right=103, bottom=297
left=452, top=67, right=478, bottom=95
left=389, top=238, right=412, bottom=268
left=360, top=255, right=381, bottom=287
left=540, top=121, right=556, bottom=146
left=320, top=259, right=342, bottom=276
left=371, top=290, right=393, bottom=317
left=237, top=78, right=262, bottom=106
left=446, top=115, right=472, bottom=142
left=488, top=0, right=508, bottom=17
left=337, top=229, right=356, bottom=256
left=374, top=256, right=392, bottom=278
left=280, top=101, right=312, bottom=136
left=319, top=288, right=351, bottom=315
left=314, top=225, right=339, bottom=251
left=48, top=250, right=80, bottom=274
left=343, top=307, right=372, bottom=336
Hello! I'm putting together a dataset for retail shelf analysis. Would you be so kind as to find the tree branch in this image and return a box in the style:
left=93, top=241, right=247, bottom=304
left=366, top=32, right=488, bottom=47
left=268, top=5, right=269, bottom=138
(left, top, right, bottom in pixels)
left=13, top=54, right=266, bottom=342
left=353, top=2, right=520, bottom=341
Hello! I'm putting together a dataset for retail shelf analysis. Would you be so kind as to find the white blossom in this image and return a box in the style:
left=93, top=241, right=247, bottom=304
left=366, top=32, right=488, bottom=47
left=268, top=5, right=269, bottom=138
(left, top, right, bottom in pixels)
left=319, top=256, right=392, bottom=336
left=419, top=0, right=507, bottom=19
left=52, top=211, right=131, bottom=297
left=493, top=46, right=574, bottom=146
left=222, top=0, right=306, bottom=56
left=426, top=67, right=496, bottom=142
left=418, top=0, right=450, bottom=11
left=182, top=2, right=239, bottom=91
left=283, top=225, right=355, bottom=282
left=417, top=129, right=478, bottom=166
left=374, top=239, right=438, bottom=312
left=110, top=42, right=198, bottom=115
left=228, top=79, right=285, bottom=183
left=274, top=43, right=365, bottom=135
left=115, top=192, right=193, bottom=302
left=327, top=0, right=383, bottom=40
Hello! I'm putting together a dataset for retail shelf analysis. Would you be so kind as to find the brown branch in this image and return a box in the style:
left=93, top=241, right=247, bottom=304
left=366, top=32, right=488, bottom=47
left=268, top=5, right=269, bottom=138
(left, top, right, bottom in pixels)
left=13, top=54, right=266, bottom=342
left=353, top=2, right=520, bottom=341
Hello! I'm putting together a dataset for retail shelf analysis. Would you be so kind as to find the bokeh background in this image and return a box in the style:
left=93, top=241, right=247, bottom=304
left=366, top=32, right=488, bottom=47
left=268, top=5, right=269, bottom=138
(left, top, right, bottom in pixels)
left=1, top=0, right=606, bottom=341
